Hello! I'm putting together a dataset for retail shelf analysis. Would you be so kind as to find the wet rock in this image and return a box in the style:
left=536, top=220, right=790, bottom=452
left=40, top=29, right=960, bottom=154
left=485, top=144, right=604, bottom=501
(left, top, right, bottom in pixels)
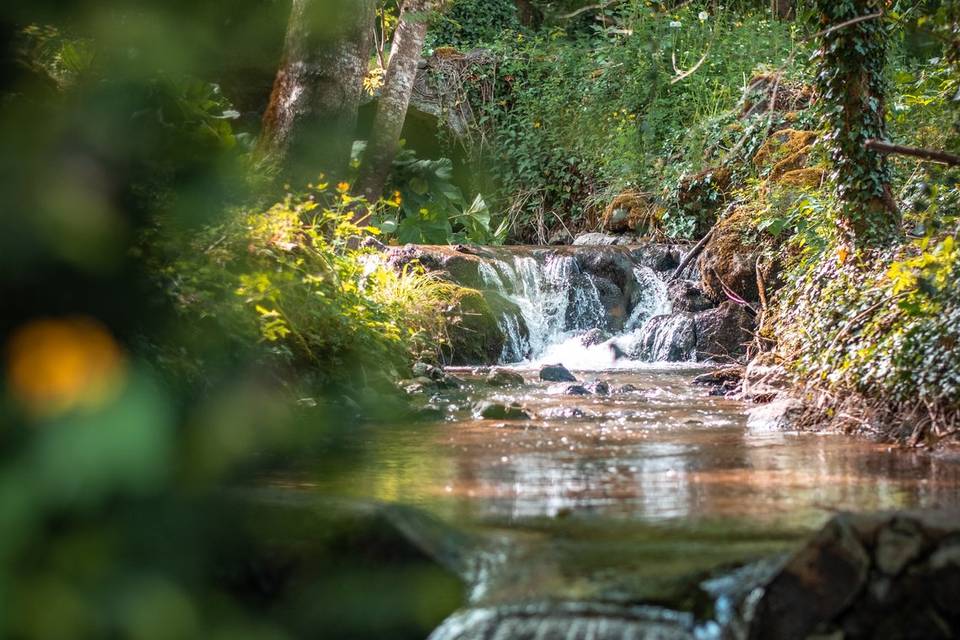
left=591, top=277, right=628, bottom=331
left=693, top=365, right=744, bottom=396
left=540, top=363, right=577, bottom=382
left=539, top=407, right=592, bottom=419
left=580, top=328, right=611, bottom=347
left=446, top=291, right=507, bottom=365
left=473, top=401, right=531, bottom=420
left=694, top=302, right=755, bottom=362
left=548, top=383, right=591, bottom=396
left=485, top=368, right=525, bottom=387
left=667, top=279, right=714, bottom=313
left=573, top=232, right=634, bottom=246
left=429, top=601, right=696, bottom=640
left=749, top=511, right=960, bottom=640
left=411, top=362, right=464, bottom=389
left=576, top=249, right=637, bottom=292
left=875, top=517, right=925, bottom=576
left=588, top=380, right=610, bottom=395
left=634, top=313, right=697, bottom=362
left=749, top=514, right=871, bottom=640
left=746, top=398, right=804, bottom=431
left=629, top=244, right=682, bottom=272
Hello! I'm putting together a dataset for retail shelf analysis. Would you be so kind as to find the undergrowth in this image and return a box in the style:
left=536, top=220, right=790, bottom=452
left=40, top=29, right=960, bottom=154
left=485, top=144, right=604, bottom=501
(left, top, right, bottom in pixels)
left=151, top=184, right=466, bottom=390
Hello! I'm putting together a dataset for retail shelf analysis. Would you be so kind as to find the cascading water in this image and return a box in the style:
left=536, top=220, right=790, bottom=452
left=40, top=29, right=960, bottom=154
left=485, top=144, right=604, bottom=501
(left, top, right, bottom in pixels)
left=475, top=251, right=675, bottom=369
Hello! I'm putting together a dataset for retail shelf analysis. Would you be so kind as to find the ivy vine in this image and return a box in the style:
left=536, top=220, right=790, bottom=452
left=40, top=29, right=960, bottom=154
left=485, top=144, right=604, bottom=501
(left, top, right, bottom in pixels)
left=813, top=0, right=899, bottom=245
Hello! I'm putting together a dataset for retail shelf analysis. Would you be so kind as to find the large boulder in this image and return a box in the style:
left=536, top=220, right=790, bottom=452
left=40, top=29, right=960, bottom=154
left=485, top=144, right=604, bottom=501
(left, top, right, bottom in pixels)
left=667, top=279, right=713, bottom=313
left=749, top=511, right=960, bottom=640
left=697, top=207, right=778, bottom=304
left=694, top=302, right=755, bottom=361
left=445, top=291, right=506, bottom=365
left=633, top=313, right=698, bottom=362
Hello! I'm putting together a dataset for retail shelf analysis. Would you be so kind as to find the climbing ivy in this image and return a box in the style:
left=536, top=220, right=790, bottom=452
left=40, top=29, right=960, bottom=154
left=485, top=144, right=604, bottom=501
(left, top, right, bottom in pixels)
left=813, top=0, right=899, bottom=245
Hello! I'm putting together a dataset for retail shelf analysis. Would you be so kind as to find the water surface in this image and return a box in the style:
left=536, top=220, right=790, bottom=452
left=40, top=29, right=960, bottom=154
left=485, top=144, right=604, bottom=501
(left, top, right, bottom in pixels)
left=269, top=364, right=960, bottom=604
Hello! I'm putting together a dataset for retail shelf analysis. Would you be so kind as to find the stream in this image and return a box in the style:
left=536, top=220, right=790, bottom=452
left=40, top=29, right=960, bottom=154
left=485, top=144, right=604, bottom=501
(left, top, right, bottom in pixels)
left=270, top=243, right=960, bottom=638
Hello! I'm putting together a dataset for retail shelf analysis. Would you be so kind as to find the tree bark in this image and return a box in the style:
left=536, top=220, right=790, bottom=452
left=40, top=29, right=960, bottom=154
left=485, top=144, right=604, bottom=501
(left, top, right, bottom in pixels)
left=353, top=0, right=435, bottom=222
left=771, top=0, right=795, bottom=20
left=257, top=0, right=376, bottom=182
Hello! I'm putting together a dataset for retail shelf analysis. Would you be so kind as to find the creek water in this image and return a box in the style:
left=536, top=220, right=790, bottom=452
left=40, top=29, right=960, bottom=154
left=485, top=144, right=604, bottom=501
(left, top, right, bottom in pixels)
left=269, top=246, right=960, bottom=637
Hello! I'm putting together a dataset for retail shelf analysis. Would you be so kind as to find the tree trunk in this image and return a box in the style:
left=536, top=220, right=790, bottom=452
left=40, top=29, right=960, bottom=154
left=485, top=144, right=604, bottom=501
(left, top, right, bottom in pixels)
left=257, top=0, right=376, bottom=182
left=814, top=0, right=898, bottom=245
left=353, top=0, right=435, bottom=223
left=771, top=0, right=794, bottom=20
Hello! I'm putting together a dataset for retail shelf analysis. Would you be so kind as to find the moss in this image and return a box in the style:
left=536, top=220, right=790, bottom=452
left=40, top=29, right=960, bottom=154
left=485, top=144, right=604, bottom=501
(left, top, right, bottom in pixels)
left=601, top=191, right=664, bottom=235
left=698, top=206, right=780, bottom=303
left=442, top=290, right=505, bottom=365
left=776, top=168, right=826, bottom=189
left=753, top=129, right=818, bottom=171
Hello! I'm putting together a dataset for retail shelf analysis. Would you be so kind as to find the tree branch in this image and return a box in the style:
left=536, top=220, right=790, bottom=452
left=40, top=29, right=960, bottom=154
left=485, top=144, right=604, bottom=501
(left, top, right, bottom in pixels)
left=866, top=139, right=960, bottom=167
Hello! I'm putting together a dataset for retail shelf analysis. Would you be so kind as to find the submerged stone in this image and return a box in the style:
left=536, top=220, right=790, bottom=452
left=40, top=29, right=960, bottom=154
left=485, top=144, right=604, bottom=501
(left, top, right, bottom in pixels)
left=473, top=401, right=531, bottom=420
left=486, top=368, right=526, bottom=387
left=540, top=363, right=577, bottom=382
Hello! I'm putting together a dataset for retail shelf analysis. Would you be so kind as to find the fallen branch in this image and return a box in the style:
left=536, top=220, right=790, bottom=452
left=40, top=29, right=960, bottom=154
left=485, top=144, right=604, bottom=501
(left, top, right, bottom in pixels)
left=670, top=228, right=714, bottom=281
left=559, top=0, right=621, bottom=19
left=671, top=49, right=710, bottom=84
left=670, top=200, right=739, bottom=282
left=865, top=139, right=960, bottom=167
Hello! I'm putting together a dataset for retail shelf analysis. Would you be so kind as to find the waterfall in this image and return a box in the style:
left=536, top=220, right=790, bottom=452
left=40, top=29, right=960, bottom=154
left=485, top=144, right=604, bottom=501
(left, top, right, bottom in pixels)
left=474, top=250, right=677, bottom=368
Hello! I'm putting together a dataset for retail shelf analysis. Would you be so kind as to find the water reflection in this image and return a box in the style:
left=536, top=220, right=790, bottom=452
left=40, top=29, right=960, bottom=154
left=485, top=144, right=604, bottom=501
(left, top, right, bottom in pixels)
left=283, top=366, right=960, bottom=534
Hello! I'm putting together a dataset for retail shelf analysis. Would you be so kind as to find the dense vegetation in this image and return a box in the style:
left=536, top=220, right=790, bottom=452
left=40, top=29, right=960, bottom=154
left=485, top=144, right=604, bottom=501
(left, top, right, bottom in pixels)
left=1, top=1, right=959, bottom=638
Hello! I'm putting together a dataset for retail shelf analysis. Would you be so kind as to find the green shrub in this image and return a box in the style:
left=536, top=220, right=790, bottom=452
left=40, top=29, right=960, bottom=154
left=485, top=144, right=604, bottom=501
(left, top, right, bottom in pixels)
left=459, top=3, right=799, bottom=239
left=154, top=185, right=465, bottom=386
left=429, top=0, right=521, bottom=49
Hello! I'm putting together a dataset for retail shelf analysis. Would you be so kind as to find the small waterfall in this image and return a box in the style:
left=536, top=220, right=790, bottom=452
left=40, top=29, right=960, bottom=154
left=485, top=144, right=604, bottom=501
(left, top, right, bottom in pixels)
left=475, top=250, right=679, bottom=367
left=633, top=313, right=697, bottom=362
left=625, top=266, right=671, bottom=331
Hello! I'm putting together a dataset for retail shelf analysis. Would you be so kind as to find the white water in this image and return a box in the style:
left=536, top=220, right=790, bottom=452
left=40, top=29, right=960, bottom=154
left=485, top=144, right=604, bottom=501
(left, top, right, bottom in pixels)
left=477, top=254, right=675, bottom=371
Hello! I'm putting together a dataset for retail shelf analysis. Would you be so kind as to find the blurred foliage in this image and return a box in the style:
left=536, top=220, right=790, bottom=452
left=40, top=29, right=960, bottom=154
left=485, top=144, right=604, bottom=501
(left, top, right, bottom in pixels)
left=0, top=2, right=465, bottom=639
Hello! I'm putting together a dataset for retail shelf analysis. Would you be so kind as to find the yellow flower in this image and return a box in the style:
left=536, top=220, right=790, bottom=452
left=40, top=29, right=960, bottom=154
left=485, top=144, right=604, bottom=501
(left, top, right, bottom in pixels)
left=336, top=182, right=350, bottom=193
left=6, top=317, right=127, bottom=418
left=392, top=191, right=403, bottom=205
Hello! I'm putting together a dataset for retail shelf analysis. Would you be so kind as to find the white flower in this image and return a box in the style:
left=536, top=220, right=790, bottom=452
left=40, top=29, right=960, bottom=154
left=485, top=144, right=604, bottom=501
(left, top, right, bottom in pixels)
left=930, top=57, right=942, bottom=65
left=669, top=20, right=682, bottom=28
left=698, top=11, right=709, bottom=21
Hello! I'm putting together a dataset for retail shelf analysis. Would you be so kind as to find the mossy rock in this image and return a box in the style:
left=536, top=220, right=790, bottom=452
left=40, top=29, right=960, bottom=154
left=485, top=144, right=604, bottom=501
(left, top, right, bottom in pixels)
left=698, top=207, right=779, bottom=304
left=602, top=191, right=664, bottom=235
left=775, top=167, right=826, bottom=189
left=444, top=290, right=506, bottom=365
left=753, top=129, right=818, bottom=180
